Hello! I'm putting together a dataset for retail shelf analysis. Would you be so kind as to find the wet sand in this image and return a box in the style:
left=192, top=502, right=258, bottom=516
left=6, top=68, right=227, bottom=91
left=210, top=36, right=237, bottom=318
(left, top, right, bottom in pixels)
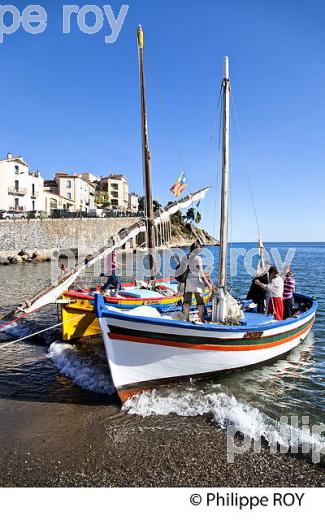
left=0, top=397, right=324, bottom=487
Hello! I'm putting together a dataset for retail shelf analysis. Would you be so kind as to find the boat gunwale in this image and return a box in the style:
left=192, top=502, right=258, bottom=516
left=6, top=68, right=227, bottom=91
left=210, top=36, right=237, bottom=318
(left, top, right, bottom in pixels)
left=64, top=277, right=181, bottom=303
left=96, top=293, right=318, bottom=333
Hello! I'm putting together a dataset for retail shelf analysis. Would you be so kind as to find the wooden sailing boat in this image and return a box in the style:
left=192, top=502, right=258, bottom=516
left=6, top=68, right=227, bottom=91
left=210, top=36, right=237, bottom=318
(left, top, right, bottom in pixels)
left=0, top=25, right=211, bottom=339
left=58, top=24, right=211, bottom=341
left=94, top=51, right=317, bottom=402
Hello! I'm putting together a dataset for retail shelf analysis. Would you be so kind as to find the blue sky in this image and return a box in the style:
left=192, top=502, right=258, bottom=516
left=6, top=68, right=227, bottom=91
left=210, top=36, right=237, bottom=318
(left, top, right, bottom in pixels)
left=1, top=0, right=325, bottom=241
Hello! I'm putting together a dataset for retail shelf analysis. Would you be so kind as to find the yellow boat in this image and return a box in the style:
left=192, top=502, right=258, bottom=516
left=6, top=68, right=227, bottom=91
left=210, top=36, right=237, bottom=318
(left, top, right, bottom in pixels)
left=60, top=281, right=212, bottom=342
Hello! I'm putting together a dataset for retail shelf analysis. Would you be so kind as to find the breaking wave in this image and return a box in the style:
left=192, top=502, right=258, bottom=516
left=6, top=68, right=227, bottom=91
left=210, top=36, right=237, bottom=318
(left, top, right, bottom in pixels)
left=0, top=319, right=33, bottom=339
left=123, top=387, right=325, bottom=456
left=48, top=341, right=115, bottom=395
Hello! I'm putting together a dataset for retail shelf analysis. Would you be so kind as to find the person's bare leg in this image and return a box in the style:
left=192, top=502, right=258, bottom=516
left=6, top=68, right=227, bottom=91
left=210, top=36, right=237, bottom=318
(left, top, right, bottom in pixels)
left=198, top=304, right=204, bottom=321
left=184, top=303, right=190, bottom=321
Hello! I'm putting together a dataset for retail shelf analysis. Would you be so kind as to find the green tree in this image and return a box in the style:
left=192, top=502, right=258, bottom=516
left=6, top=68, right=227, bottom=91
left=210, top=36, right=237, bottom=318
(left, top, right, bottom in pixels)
left=185, top=208, right=195, bottom=222
left=170, top=210, right=183, bottom=225
left=138, top=197, right=161, bottom=213
left=195, top=211, right=201, bottom=224
left=153, top=200, right=161, bottom=212
left=138, top=196, right=144, bottom=212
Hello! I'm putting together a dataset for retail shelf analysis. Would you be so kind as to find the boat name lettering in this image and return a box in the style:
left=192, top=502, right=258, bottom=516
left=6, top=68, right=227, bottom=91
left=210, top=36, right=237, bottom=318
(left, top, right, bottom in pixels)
left=244, top=331, right=263, bottom=339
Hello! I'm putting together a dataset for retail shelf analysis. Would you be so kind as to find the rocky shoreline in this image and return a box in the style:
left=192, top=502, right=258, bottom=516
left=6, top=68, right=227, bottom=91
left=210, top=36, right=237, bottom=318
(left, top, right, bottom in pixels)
left=0, top=249, right=54, bottom=265
left=169, top=222, right=218, bottom=247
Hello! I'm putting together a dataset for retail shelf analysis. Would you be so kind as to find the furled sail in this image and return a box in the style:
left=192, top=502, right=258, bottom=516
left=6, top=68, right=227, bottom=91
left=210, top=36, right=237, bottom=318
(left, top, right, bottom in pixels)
left=0, top=187, right=210, bottom=321
left=256, top=237, right=268, bottom=276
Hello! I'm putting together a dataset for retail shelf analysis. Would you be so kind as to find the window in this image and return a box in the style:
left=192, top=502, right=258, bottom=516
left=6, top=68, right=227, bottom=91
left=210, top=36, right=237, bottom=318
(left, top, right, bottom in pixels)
left=14, top=198, right=19, bottom=208
left=15, top=180, right=19, bottom=192
left=32, top=183, right=35, bottom=196
left=67, top=192, right=72, bottom=200
left=14, top=165, right=19, bottom=174
left=67, top=180, right=71, bottom=188
left=32, top=200, right=35, bottom=211
left=50, top=198, right=57, bottom=211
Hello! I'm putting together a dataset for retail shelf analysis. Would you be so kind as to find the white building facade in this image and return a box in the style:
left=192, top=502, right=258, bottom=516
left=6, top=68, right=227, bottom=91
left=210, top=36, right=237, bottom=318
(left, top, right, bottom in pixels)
left=54, top=173, right=97, bottom=212
left=128, top=192, right=139, bottom=212
left=99, top=174, right=129, bottom=209
left=0, top=153, right=44, bottom=212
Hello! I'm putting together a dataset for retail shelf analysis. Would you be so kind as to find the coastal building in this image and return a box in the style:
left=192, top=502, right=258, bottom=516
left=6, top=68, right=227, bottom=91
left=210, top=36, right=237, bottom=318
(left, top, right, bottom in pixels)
left=0, top=154, right=136, bottom=216
left=55, top=173, right=96, bottom=212
left=0, top=153, right=44, bottom=212
left=128, top=192, right=140, bottom=212
left=81, top=172, right=99, bottom=184
left=42, top=173, right=97, bottom=213
left=97, top=174, right=128, bottom=209
left=43, top=180, right=76, bottom=213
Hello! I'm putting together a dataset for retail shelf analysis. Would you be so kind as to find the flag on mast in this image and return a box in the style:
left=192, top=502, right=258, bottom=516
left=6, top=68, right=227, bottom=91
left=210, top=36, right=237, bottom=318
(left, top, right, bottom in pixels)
left=170, top=171, right=188, bottom=197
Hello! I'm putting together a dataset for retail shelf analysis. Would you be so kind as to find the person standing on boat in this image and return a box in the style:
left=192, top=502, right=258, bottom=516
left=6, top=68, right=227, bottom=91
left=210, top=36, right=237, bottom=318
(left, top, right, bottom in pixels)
left=246, top=272, right=268, bottom=313
left=181, top=240, right=213, bottom=322
left=283, top=270, right=296, bottom=319
left=102, top=250, right=121, bottom=294
left=255, top=266, right=284, bottom=320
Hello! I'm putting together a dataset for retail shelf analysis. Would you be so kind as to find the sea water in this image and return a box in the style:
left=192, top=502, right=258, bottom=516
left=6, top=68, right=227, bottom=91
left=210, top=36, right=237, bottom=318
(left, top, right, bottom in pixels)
left=0, top=243, right=324, bottom=447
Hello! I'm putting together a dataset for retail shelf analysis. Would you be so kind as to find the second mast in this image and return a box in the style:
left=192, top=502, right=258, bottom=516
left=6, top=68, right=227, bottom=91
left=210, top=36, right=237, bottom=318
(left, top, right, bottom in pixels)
left=137, top=25, right=157, bottom=281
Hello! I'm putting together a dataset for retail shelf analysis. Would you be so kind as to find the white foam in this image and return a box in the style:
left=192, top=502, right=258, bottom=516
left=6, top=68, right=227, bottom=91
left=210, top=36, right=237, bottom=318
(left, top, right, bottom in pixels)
left=123, top=387, right=324, bottom=453
left=0, top=319, right=32, bottom=338
left=48, top=341, right=114, bottom=395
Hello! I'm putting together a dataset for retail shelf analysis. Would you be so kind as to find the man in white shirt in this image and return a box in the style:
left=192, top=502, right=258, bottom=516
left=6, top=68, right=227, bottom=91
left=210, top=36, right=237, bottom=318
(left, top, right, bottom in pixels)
left=255, top=266, right=284, bottom=320
left=180, top=241, right=213, bottom=322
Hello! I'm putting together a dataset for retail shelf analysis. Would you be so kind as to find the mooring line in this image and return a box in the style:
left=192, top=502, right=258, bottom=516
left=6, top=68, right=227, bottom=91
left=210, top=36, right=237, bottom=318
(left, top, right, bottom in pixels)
left=0, top=314, right=86, bottom=349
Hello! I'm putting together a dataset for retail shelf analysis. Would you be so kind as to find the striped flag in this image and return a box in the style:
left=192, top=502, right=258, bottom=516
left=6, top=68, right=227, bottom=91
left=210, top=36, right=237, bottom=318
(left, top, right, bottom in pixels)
left=170, top=171, right=188, bottom=197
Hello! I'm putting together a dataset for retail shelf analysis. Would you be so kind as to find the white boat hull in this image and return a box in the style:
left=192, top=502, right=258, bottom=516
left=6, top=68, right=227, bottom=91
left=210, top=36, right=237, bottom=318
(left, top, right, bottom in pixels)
left=96, top=294, right=316, bottom=402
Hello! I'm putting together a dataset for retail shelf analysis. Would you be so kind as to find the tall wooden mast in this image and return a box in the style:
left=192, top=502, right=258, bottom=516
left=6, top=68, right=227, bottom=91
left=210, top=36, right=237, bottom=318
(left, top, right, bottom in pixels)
left=218, top=56, right=230, bottom=289
left=137, top=25, right=156, bottom=281
left=214, top=56, right=230, bottom=322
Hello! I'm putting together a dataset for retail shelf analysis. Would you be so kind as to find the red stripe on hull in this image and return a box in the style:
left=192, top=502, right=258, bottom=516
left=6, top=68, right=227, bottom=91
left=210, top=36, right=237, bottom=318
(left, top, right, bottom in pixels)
left=109, top=320, right=313, bottom=352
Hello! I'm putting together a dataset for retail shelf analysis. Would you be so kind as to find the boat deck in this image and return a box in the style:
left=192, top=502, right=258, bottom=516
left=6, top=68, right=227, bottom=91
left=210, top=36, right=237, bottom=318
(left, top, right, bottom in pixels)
left=240, top=312, right=275, bottom=327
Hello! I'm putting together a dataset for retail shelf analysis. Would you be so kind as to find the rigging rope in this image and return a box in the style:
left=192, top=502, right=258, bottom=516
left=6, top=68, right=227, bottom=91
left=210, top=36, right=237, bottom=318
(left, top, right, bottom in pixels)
left=147, top=54, right=185, bottom=174
left=0, top=314, right=85, bottom=349
left=230, top=88, right=262, bottom=240
left=201, top=84, right=223, bottom=191
left=212, top=84, right=224, bottom=239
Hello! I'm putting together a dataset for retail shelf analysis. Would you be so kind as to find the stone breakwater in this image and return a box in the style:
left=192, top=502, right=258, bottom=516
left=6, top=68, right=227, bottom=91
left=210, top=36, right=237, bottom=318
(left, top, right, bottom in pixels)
left=0, top=218, right=217, bottom=265
left=0, top=217, right=139, bottom=264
